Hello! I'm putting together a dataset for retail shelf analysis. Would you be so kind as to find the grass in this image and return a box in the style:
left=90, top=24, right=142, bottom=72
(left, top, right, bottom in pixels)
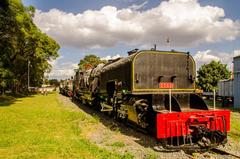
left=228, top=112, right=240, bottom=141
left=144, top=153, right=157, bottom=159
left=204, top=99, right=222, bottom=108
left=0, top=95, right=16, bottom=106
left=0, top=93, right=133, bottom=159
left=109, top=142, right=125, bottom=148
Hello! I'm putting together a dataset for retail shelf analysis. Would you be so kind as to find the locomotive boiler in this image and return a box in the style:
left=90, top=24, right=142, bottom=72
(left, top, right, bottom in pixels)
left=71, top=49, right=230, bottom=149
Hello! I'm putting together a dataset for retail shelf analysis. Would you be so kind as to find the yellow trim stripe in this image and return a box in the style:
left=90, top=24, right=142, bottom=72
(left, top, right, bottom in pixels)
left=132, top=89, right=195, bottom=91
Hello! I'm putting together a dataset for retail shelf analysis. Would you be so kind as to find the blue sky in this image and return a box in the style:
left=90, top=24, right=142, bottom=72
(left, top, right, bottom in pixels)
left=22, top=0, right=240, bottom=79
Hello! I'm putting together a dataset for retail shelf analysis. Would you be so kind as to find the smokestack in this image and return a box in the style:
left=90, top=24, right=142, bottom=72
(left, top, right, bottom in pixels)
left=232, top=60, right=234, bottom=80
left=151, top=44, right=157, bottom=51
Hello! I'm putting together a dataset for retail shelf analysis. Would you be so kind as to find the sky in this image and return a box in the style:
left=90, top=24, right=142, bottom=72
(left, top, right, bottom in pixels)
left=22, top=0, right=240, bottom=79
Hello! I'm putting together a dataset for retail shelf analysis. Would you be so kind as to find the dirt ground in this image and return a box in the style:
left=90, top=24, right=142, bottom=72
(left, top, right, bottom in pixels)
left=58, top=94, right=240, bottom=159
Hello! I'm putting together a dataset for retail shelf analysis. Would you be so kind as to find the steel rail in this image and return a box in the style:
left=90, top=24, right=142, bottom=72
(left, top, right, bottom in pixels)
left=210, top=148, right=240, bottom=159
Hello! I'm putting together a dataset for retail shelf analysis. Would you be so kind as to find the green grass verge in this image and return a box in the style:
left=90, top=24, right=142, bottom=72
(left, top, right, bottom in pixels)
left=204, top=99, right=222, bottom=108
left=0, top=93, right=133, bottom=159
left=228, top=112, right=240, bottom=141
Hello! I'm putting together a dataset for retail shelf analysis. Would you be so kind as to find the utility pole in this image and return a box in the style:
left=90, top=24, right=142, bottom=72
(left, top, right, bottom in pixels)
left=166, top=37, right=171, bottom=49
left=28, top=60, right=30, bottom=91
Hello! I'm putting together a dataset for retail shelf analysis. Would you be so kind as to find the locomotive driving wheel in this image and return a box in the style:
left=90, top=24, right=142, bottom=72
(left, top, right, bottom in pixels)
left=133, top=99, right=149, bottom=128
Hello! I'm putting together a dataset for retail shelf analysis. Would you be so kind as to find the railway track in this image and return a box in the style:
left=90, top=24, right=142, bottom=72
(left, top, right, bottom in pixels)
left=210, top=148, right=240, bottom=158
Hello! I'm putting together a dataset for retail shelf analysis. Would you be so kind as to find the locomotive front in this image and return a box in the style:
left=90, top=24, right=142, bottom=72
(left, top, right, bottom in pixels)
left=133, top=50, right=230, bottom=149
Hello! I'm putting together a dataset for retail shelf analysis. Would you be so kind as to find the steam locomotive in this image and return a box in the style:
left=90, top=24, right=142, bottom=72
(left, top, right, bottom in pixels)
left=60, top=49, right=230, bottom=150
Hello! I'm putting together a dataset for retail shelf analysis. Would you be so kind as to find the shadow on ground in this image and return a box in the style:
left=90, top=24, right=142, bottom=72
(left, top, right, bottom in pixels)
left=0, top=93, right=36, bottom=107
left=0, top=96, right=17, bottom=107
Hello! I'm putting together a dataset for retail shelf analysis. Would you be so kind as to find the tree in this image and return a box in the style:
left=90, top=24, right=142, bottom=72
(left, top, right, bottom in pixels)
left=197, top=61, right=231, bottom=92
left=0, top=0, right=60, bottom=93
left=0, top=66, right=12, bottom=94
left=49, top=79, right=59, bottom=86
left=78, top=55, right=105, bottom=70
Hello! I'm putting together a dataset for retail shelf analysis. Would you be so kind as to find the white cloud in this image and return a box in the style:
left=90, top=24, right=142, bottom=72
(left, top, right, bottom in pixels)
left=34, top=0, right=240, bottom=49
left=194, top=49, right=234, bottom=70
left=234, top=50, right=240, bottom=57
left=100, top=54, right=121, bottom=61
left=47, top=57, right=78, bottom=79
left=48, top=55, right=63, bottom=66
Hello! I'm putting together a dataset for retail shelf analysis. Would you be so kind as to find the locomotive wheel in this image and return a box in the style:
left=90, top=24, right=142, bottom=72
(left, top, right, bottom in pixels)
left=133, top=99, right=148, bottom=129
left=92, top=97, right=101, bottom=111
left=113, top=96, right=118, bottom=119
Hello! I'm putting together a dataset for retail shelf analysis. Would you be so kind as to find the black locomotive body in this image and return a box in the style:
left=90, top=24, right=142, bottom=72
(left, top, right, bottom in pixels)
left=70, top=49, right=230, bottom=149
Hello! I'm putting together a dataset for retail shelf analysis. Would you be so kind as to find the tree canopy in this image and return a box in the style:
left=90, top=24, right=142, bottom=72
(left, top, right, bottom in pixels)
left=0, top=0, right=60, bottom=93
left=49, top=79, right=60, bottom=86
left=197, top=61, right=231, bottom=92
left=78, top=55, right=106, bottom=70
